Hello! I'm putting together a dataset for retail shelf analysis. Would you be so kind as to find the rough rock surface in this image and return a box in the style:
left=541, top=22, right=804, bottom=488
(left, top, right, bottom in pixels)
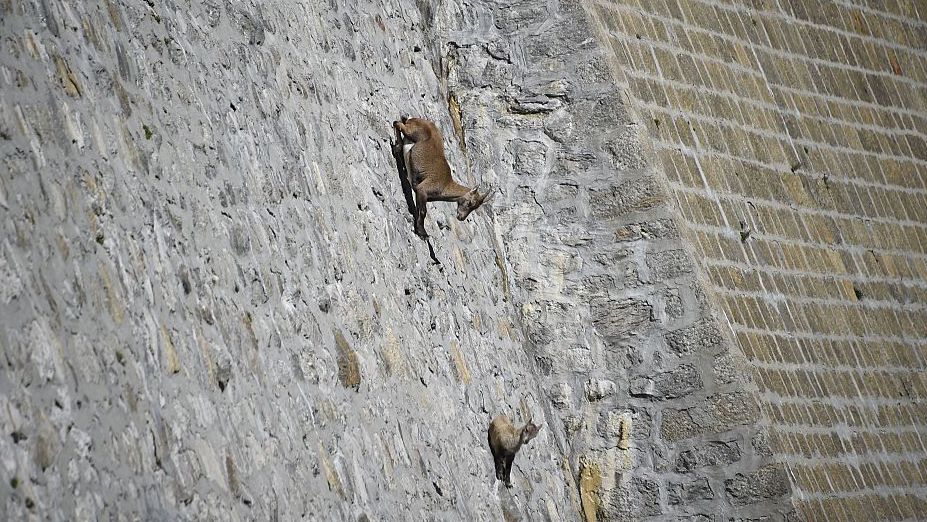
left=0, top=1, right=576, bottom=519
left=435, top=0, right=795, bottom=519
left=9, top=0, right=925, bottom=520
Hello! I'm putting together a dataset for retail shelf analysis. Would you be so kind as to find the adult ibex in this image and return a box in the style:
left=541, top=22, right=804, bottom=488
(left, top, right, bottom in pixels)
left=392, top=116, right=492, bottom=238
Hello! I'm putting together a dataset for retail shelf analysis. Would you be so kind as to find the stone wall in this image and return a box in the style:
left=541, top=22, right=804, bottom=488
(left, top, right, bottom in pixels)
left=1, top=0, right=797, bottom=518
left=0, top=1, right=580, bottom=519
left=434, top=0, right=796, bottom=519
left=585, top=0, right=927, bottom=519
left=4, top=0, right=926, bottom=520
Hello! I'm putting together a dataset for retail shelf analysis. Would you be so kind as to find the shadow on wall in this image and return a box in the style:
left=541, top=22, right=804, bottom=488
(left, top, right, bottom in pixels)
left=389, top=115, right=494, bottom=264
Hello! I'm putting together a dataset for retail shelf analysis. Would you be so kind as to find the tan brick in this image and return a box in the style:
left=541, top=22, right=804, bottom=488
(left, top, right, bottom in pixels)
left=595, top=0, right=927, bottom=513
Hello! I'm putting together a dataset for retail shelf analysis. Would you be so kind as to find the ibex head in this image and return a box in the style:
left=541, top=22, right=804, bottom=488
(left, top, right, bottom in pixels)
left=456, top=185, right=493, bottom=221
left=519, top=418, right=542, bottom=445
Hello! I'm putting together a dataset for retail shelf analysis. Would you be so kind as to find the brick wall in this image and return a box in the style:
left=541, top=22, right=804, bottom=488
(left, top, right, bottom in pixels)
left=586, top=0, right=927, bottom=518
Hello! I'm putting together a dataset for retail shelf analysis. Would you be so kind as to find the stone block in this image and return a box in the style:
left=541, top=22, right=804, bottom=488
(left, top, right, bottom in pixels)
left=605, top=129, right=648, bottom=170
left=590, top=296, right=652, bottom=348
left=662, top=288, right=684, bottom=320
left=725, top=465, right=791, bottom=506
left=578, top=457, right=602, bottom=522
left=449, top=46, right=515, bottom=91
left=660, top=392, right=759, bottom=442
left=34, top=416, right=59, bottom=471
left=521, top=16, right=588, bottom=61
left=53, top=54, right=81, bottom=97
left=584, top=378, right=617, bottom=402
left=589, top=176, right=664, bottom=219
left=599, top=406, right=653, bottom=443
left=334, top=330, right=361, bottom=391
left=675, top=441, right=742, bottom=472
left=0, top=256, right=24, bottom=304
left=712, top=352, right=748, bottom=385
left=216, top=353, right=233, bottom=391
left=573, top=52, right=615, bottom=85
left=665, top=319, right=723, bottom=357
left=629, top=364, right=703, bottom=400
left=573, top=92, right=636, bottom=129
left=646, top=249, right=693, bottom=280
left=506, top=138, right=549, bottom=179
left=600, top=477, right=662, bottom=519
left=549, top=382, right=573, bottom=409
left=614, top=218, right=679, bottom=243
left=493, top=0, right=549, bottom=32
left=668, top=478, right=714, bottom=504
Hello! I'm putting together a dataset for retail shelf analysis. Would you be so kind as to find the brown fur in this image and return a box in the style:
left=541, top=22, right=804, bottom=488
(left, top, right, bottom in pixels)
left=392, top=116, right=491, bottom=238
left=488, top=415, right=542, bottom=488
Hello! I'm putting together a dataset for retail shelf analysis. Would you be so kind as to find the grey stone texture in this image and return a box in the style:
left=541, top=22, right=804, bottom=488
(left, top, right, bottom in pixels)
left=0, top=0, right=577, bottom=519
left=436, top=0, right=794, bottom=520
left=11, top=0, right=924, bottom=520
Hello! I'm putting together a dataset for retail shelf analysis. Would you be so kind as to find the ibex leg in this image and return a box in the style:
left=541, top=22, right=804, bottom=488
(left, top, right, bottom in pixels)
left=494, top=456, right=505, bottom=480
left=413, top=187, right=429, bottom=238
left=503, top=456, right=514, bottom=487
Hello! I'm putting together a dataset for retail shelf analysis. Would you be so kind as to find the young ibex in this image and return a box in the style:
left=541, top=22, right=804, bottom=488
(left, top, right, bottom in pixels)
left=392, top=116, right=492, bottom=238
left=488, top=415, right=542, bottom=488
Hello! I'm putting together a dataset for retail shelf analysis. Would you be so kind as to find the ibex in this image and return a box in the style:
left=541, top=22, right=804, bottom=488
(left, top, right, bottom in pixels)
left=392, top=116, right=492, bottom=238
left=488, top=415, right=542, bottom=488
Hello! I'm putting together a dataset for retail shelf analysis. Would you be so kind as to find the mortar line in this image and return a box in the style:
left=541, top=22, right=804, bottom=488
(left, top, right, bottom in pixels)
left=831, top=1, right=927, bottom=30
left=594, top=0, right=927, bottom=87
left=636, top=93, right=924, bottom=174
left=706, top=258, right=927, bottom=293
left=709, top=285, right=927, bottom=313
left=671, top=183, right=927, bottom=247
left=750, top=360, right=926, bottom=374
left=732, top=325, right=927, bottom=347
left=648, top=110, right=927, bottom=177
left=616, top=63, right=927, bottom=142
left=681, top=0, right=927, bottom=64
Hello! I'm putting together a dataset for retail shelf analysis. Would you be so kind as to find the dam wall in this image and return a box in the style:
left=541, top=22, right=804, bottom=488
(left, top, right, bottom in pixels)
left=2, top=0, right=925, bottom=520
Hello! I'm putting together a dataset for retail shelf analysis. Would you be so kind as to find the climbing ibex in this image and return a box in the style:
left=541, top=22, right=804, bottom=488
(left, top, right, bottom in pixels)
left=488, top=415, right=542, bottom=488
left=392, top=116, right=492, bottom=238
